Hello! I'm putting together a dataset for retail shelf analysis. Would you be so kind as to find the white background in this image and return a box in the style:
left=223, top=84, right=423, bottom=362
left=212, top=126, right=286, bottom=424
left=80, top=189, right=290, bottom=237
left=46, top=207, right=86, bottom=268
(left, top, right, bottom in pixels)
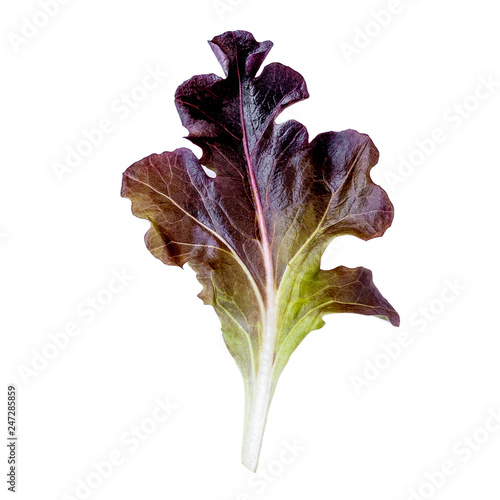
left=2, top=0, right=500, bottom=499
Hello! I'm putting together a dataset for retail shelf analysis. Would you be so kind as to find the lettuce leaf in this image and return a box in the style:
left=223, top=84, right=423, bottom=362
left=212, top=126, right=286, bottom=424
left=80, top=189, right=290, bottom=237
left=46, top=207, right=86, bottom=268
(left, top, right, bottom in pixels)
left=121, top=30, right=399, bottom=471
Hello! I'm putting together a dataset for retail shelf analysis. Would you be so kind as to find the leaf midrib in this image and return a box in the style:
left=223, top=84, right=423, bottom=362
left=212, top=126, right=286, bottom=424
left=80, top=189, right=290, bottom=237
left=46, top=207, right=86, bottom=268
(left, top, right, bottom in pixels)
left=232, top=33, right=276, bottom=316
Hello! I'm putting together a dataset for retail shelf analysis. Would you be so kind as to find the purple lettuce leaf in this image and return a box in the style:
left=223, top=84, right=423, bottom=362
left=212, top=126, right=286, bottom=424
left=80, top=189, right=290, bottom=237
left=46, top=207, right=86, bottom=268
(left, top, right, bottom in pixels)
left=121, top=30, right=398, bottom=471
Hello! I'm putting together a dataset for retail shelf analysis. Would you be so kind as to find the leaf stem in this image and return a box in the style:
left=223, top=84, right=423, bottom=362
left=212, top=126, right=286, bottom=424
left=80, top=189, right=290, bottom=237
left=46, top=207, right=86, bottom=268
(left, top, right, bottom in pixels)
left=241, top=309, right=277, bottom=471
left=233, top=33, right=278, bottom=471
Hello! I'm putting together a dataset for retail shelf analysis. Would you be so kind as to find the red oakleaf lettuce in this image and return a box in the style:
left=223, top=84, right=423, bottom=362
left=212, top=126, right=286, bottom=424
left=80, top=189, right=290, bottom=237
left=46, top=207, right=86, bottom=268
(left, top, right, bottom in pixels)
left=121, top=30, right=399, bottom=471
